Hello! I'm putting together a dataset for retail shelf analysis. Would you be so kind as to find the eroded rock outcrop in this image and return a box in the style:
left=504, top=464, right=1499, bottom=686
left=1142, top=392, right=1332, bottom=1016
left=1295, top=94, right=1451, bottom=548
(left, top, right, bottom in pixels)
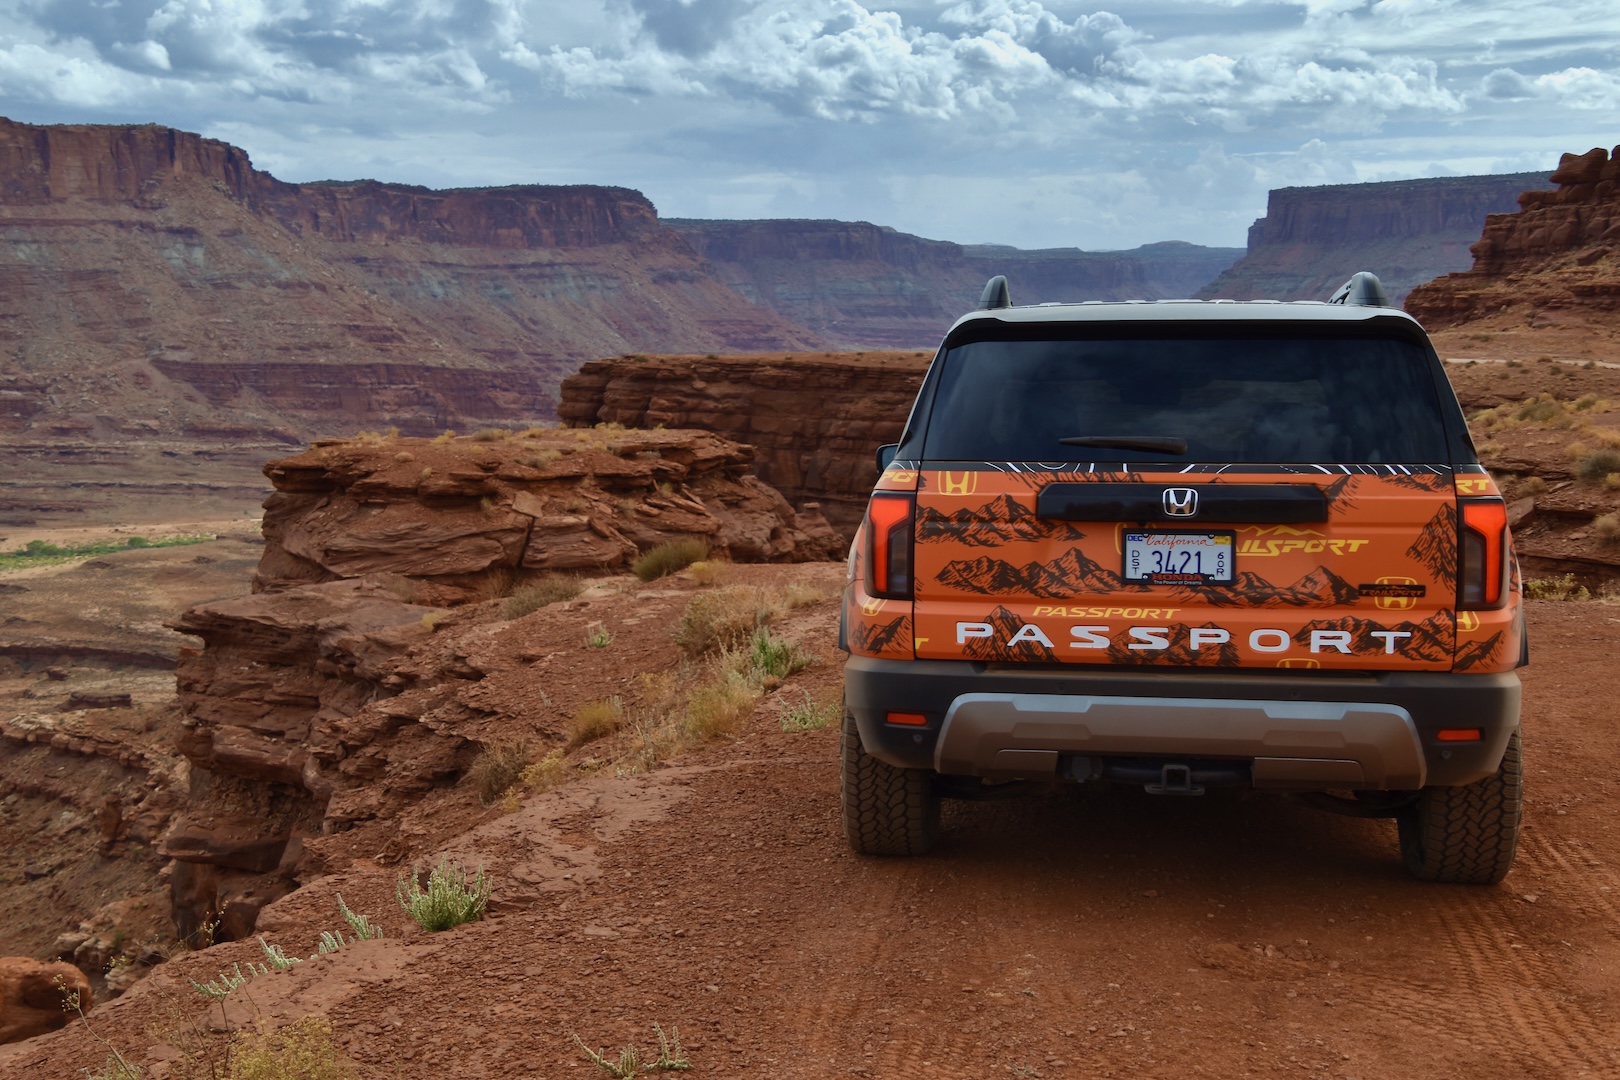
left=1406, top=147, right=1620, bottom=327
left=558, top=353, right=932, bottom=533
left=1199, top=172, right=1546, bottom=306
left=0, top=958, right=90, bottom=1044
left=162, top=429, right=841, bottom=938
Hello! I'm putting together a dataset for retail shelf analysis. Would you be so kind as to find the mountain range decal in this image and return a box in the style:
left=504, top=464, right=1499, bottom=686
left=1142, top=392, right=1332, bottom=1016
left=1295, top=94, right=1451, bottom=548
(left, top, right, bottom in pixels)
left=917, top=494, right=1086, bottom=546
left=959, top=606, right=1056, bottom=662
left=1406, top=505, right=1458, bottom=580
left=936, top=547, right=1148, bottom=598
left=1293, top=611, right=1453, bottom=665
left=1173, top=566, right=1360, bottom=608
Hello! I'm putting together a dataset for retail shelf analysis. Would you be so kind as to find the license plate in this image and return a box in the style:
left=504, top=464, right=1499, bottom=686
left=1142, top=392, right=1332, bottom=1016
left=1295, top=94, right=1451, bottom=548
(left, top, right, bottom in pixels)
left=1123, top=531, right=1234, bottom=584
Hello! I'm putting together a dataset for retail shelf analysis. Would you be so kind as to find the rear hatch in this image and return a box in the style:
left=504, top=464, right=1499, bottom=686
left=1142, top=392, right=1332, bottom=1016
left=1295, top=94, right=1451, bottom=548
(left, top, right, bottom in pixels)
left=903, top=317, right=1474, bottom=672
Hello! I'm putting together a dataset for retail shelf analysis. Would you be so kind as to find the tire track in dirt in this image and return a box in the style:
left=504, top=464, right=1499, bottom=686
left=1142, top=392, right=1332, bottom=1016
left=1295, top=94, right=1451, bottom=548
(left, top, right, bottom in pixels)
left=1358, top=869, right=1617, bottom=1075
left=1520, top=828, right=1620, bottom=927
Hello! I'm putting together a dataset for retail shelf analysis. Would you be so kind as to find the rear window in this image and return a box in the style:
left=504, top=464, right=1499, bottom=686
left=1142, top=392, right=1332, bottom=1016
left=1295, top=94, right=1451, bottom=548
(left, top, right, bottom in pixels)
left=921, top=328, right=1452, bottom=464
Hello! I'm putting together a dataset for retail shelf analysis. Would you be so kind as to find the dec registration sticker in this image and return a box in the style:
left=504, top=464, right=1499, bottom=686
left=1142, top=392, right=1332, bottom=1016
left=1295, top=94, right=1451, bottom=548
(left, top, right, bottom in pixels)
left=1123, top=531, right=1235, bottom=585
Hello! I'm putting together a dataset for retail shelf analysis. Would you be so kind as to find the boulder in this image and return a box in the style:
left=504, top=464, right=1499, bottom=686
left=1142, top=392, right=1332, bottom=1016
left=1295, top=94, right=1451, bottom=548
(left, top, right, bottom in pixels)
left=0, top=958, right=91, bottom=1044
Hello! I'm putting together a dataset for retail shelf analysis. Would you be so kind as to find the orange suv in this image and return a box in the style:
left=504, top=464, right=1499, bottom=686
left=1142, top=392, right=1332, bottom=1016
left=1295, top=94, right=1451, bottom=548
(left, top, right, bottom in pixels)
left=840, top=273, right=1525, bottom=883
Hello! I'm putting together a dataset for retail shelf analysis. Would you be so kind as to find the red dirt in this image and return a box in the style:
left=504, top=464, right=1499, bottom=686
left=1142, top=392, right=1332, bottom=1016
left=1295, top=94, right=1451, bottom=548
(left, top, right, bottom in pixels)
left=3, top=579, right=1618, bottom=1079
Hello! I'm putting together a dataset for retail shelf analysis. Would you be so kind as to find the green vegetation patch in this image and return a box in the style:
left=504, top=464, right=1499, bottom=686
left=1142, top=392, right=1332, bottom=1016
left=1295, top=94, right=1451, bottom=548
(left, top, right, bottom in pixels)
left=0, top=533, right=214, bottom=572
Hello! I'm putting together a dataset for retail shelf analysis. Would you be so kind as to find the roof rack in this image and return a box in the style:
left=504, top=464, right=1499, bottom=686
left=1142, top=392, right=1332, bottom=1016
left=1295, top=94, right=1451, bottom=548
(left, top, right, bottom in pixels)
left=1327, top=272, right=1389, bottom=308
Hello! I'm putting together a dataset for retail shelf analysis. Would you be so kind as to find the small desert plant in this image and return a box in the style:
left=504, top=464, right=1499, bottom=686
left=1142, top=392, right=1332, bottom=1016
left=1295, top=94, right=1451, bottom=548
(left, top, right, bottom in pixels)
left=683, top=670, right=760, bottom=741
left=504, top=574, right=583, bottom=618
left=55, top=975, right=143, bottom=1079
left=396, top=857, right=491, bottom=931
left=224, top=1015, right=360, bottom=1080
left=586, top=622, right=614, bottom=648
left=686, top=560, right=727, bottom=586
left=780, top=692, right=838, bottom=733
left=633, top=538, right=709, bottom=581
left=520, top=748, right=570, bottom=792
left=674, top=587, right=777, bottom=655
left=318, top=895, right=383, bottom=952
left=432, top=429, right=457, bottom=444
left=575, top=1025, right=690, bottom=1077
left=746, top=629, right=811, bottom=682
left=570, top=696, right=625, bottom=747
left=1594, top=512, right=1620, bottom=544
left=471, top=428, right=512, bottom=442
left=191, top=961, right=265, bottom=1000
left=469, top=741, right=529, bottom=806
left=518, top=448, right=563, bottom=467
left=1524, top=574, right=1591, bottom=601
left=1578, top=448, right=1620, bottom=482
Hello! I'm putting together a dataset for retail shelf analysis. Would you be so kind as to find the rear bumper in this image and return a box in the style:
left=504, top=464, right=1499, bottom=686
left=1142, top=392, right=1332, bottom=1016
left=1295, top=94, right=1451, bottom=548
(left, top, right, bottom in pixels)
left=844, top=656, right=1520, bottom=790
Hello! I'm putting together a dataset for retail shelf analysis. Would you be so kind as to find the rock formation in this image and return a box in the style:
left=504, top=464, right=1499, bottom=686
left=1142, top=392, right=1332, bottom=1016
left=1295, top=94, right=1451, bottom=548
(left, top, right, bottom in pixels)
left=0, top=117, right=822, bottom=447
left=669, top=219, right=1242, bottom=348
left=0, top=958, right=90, bottom=1044
left=1405, top=148, right=1620, bottom=328
left=557, top=352, right=932, bottom=532
left=1199, top=172, right=1547, bottom=306
left=161, top=429, right=840, bottom=938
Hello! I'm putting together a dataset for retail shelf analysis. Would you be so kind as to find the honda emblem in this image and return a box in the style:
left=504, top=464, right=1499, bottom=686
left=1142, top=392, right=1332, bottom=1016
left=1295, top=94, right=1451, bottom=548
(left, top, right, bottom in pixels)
left=1162, top=487, right=1198, bottom=518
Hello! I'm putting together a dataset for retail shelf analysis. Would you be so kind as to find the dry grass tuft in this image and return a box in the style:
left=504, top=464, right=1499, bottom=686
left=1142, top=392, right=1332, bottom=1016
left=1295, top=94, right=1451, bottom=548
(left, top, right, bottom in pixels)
left=468, top=741, right=528, bottom=806
left=570, top=696, right=625, bottom=748
left=633, top=538, right=709, bottom=581
left=1577, top=448, right=1620, bottom=483
left=221, top=1016, right=360, bottom=1080
left=686, top=559, right=728, bottom=586
left=504, top=574, right=583, bottom=618
left=1594, top=512, right=1620, bottom=544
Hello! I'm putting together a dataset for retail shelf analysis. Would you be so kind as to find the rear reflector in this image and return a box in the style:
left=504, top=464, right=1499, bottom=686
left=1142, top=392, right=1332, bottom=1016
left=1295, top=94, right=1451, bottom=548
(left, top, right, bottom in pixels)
left=1458, top=498, right=1508, bottom=609
left=864, top=492, right=916, bottom=600
left=886, top=712, right=929, bottom=727
left=1435, top=728, right=1482, bottom=742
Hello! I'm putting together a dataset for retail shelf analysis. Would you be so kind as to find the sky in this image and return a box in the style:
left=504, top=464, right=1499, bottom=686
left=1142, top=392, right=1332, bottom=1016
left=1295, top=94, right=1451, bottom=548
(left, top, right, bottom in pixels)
left=1, top=0, right=1617, bottom=250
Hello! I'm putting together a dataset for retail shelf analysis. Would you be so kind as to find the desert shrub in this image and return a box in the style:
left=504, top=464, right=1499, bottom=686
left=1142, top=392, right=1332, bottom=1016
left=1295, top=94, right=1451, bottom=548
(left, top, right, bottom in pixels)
left=431, top=430, right=457, bottom=444
left=468, top=741, right=528, bottom=806
left=396, top=857, right=491, bottom=931
left=1595, top=512, right=1620, bottom=544
left=674, top=587, right=776, bottom=655
left=570, top=696, right=625, bottom=747
left=504, top=574, right=582, bottom=618
left=520, top=748, right=570, bottom=792
left=518, top=448, right=562, bottom=467
left=471, top=428, right=512, bottom=442
left=1524, top=574, right=1591, bottom=601
left=224, top=1016, right=359, bottom=1080
left=683, top=671, right=760, bottom=741
left=1515, top=396, right=1563, bottom=423
left=1577, top=448, right=1620, bottom=482
left=686, top=559, right=728, bottom=586
left=633, top=538, right=709, bottom=581
left=585, top=622, right=614, bottom=648
left=746, top=629, right=811, bottom=681
left=779, top=691, right=838, bottom=733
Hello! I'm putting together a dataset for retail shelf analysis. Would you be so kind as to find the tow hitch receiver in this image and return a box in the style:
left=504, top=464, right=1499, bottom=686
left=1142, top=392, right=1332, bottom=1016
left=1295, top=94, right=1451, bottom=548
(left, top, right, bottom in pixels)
left=1146, top=763, right=1204, bottom=796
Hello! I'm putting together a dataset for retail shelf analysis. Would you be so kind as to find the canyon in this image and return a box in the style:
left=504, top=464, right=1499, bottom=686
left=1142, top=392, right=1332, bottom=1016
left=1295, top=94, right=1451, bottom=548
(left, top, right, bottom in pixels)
left=1201, top=171, right=1547, bottom=306
left=669, top=219, right=1242, bottom=348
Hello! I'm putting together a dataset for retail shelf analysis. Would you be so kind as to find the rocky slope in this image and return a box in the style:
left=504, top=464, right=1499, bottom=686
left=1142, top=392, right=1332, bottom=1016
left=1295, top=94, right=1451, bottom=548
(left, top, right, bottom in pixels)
left=668, top=219, right=1242, bottom=348
left=0, top=118, right=821, bottom=448
left=558, top=351, right=933, bottom=532
left=1406, top=147, right=1620, bottom=330
left=1199, top=172, right=1547, bottom=306
left=158, top=428, right=841, bottom=940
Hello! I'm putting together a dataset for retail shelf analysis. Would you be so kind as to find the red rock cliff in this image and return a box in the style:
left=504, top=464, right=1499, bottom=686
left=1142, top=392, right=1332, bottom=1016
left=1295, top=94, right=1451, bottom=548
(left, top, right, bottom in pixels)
left=0, top=118, right=822, bottom=447
left=1198, top=172, right=1546, bottom=306
left=1405, top=147, right=1620, bottom=327
left=557, top=352, right=933, bottom=532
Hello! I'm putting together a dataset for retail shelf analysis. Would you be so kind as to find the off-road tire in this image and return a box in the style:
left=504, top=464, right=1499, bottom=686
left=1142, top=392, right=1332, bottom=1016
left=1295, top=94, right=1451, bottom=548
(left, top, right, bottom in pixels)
left=841, top=702, right=940, bottom=856
left=1397, top=728, right=1523, bottom=884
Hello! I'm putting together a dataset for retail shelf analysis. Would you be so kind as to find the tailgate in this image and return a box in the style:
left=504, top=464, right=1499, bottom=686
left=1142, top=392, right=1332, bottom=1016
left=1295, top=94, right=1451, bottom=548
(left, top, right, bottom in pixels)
left=910, top=467, right=1459, bottom=671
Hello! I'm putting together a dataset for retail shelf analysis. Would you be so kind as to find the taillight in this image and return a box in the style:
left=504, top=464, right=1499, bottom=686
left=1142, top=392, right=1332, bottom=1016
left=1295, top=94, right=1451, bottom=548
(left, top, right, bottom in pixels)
left=1458, top=498, right=1508, bottom=609
left=864, top=492, right=915, bottom=600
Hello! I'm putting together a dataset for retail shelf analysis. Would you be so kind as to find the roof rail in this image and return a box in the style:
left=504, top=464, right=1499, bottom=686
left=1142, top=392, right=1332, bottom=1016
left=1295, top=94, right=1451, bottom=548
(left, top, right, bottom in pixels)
left=1327, top=272, right=1389, bottom=308
left=978, top=275, right=1012, bottom=310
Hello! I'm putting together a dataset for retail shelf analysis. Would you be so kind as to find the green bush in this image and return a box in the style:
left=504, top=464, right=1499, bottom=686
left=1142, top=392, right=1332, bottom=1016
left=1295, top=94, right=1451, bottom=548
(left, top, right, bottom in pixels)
left=633, top=538, right=709, bottom=581
left=397, top=857, right=491, bottom=931
left=1577, top=448, right=1620, bottom=482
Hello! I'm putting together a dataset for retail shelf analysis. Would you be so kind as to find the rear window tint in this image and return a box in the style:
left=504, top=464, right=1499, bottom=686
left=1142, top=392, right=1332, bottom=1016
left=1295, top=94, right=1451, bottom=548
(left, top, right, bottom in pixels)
left=922, top=332, right=1451, bottom=464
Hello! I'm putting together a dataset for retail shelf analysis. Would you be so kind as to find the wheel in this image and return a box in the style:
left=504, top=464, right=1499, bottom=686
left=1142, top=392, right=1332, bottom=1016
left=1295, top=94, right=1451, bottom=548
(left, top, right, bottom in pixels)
left=1397, top=728, right=1523, bottom=884
left=840, top=700, right=940, bottom=855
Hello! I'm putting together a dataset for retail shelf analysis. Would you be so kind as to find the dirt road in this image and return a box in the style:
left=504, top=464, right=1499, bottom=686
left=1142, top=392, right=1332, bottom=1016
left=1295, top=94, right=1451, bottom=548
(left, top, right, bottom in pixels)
left=5, top=589, right=1617, bottom=1079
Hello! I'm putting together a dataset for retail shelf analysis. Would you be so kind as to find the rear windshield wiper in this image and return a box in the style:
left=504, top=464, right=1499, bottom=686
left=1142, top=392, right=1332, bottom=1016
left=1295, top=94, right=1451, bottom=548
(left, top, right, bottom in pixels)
left=1057, top=435, right=1189, bottom=455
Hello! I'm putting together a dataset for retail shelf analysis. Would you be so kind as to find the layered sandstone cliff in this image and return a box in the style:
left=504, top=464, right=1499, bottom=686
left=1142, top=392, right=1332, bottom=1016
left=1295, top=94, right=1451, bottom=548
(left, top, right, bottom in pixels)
left=1405, top=148, right=1620, bottom=328
left=668, top=219, right=1242, bottom=348
left=161, top=429, right=840, bottom=938
left=0, top=118, right=821, bottom=447
left=557, top=352, right=932, bottom=531
left=1199, top=172, right=1547, bottom=306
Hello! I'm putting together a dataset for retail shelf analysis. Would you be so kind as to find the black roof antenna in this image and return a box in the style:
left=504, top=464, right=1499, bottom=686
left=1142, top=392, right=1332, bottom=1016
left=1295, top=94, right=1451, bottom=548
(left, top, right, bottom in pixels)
left=1327, top=271, right=1389, bottom=307
left=978, top=275, right=1012, bottom=310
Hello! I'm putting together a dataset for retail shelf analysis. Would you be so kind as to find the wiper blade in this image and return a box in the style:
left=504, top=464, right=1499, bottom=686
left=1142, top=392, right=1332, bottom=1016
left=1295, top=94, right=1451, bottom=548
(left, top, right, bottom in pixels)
left=1058, top=435, right=1189, bottom=455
